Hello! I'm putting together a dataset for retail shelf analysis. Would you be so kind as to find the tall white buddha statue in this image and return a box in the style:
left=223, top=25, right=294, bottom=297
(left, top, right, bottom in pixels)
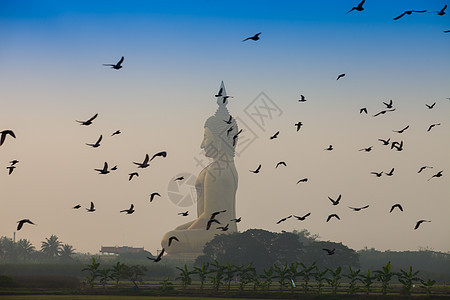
left=161, top=82, right=239, bottom=257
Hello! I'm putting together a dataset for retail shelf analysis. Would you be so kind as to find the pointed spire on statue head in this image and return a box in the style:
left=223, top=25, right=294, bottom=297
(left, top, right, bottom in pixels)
left=216, top=81, right=228, bottom=107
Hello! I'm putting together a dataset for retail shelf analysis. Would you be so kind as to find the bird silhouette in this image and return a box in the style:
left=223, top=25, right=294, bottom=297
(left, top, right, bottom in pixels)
left=73, top=204, right=81, bottom=209
left=232, top=129, right=243, bottom=147
left=297, top=178, right=308, bottom=184
left=347, top=0, right=365, bottom=13
left=94, top=162, right=110, bottom=174
left=348, top=205, right=369, bottom=211
left=393, top=10, right=427, bottom=20
left=86, top=202, right=96, bottom=212
left=242, top=32, right=261, bottom=42
left=325, top=145, right=333, bottom=151
left=147, top=248, right=164, bottom=262
left=250, top=164, right=261, bottom=173
left=210, top=210, right=227, bottom=220
left=436, top=4, right=447, bottom=15
left=373, top=109, right=395, bottom=117
left=103, top=56, right=124, bottom=69
left=378, top=138, right=390, bottom=145
left=418, top=166, right=432, bottom=173
left=133, top=154, right=150, bottom=168
left=6, top=166, right=15, bottom=175
left=383, top=99, right=394, bottom=109
left=168, top=236, right=179, bottom=247
left=385, top=168, right=395, bottom=176
left=231, top=217, right=242, bottom=223
left=76, top=113, right=98, bottom=126
left=390, top=204, right=403, bottom=213
left=294, top=213, right=311, bottom=221
left=359, top=146, right=373, bottom=152
left=326, top=214, right=340, bottom=222
left=17, top=219, right=36, bottom=231
left=227, top=127, right=233, bottom=137
left=427, top=123, right=441, bottom=132
left=217, top=224, right=229, bottom=231
left=390, top=140, right=403, bottom=151
left=128, top=172, right=139, bottom=181
left=336, top=73, right=346, bottom=80
left=10, top=160, right=19, bottom=166
left=426, top=102, right=436, bottom=109
left=222, top=95, right=234, bottom=104
left=295, top=122, right=303, bottom=131
left=178, top=211, right=189, bottom=216
left=445, top=30, right=450, bottom=33
left=175, top=176, right=184, bottom=181
left=276, top=161, right=287, bottom=168
left=120, top=204, right=135, bottom=214
left=428, top=170, right=443, bottom=181
left=111, top=165, right=118, bottom=171
left=224, top=116, right=233, bottom=124
left=276, top=215, right=292, bottom=224
left=323, top=248, right=336, bottom=255
left=206, top=218, right=221, bottom=230
left=86, top=135, right=102, bottom=148
left=111, top=130, right=121, bottom=136
left=150, top=151, right=167, bottom=161
left=360, top=107, right=368, bottom=114
left=298, top=95, right=307, bottom=102
left=150, top=192, right=161, bottom=202
left=414, top=220, right=431, bottom=230
left=0, top=130, right=16, bottom=146
left=393, top=125, right=409, bottom=133
left=371, top=171, right=383, bottom=177
left=328, top=195, right=342, bottom=206
left=270, top=131, right=280, bottom=140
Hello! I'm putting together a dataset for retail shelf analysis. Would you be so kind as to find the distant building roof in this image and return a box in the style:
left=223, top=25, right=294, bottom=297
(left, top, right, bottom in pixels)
left=100, top=246, right=145, bottom=254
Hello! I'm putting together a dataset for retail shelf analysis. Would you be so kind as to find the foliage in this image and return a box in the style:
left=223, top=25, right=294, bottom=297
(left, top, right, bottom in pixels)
left=176, top=264, right=193, bottom=289
left=236, top=262, right=255, bottom=291
left=396, top=266, right=420, bottom=295
left=40, top=235, right=62, bottom=258
left=419, top=278, right=436, bottom=295
left=158, top=275, right=174, bottom=291
left=299, top=261, right=316, bottom=293
left=343, top=266, right=360, bottom=294
left=16, top=239, right=35, bottom=261
left=259, top=265, right=275, bottom=290
left=313, top=267, right=328, bottom=293
left=98, top=268, right=112, bottom=289
left=287, top=262, right=301, bottom=292
left=0, top=275, right=18, bottom=287
left=123, top=264, right=147, bottom=287
left=192, top=262, right=210, bottom=289
left=223, top=262, right=237, bottom=291
left=374, top=261, right=394, bottom=295
left=208, top=260, right=225, bottom=291
left=60, top=244, right=76, bottom=260
left=326, top=266, right=342, bottom=294
left=273, top=262, right=290, bottom=291
left=81, top=257, right=101, bottom=288
left=358, top=269, right=376, bottom=295
left=110, top=262, right=126, bottom=288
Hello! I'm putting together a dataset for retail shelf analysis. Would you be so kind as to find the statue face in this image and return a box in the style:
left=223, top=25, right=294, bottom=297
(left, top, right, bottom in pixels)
left=201, top=127, right=219, bottom=158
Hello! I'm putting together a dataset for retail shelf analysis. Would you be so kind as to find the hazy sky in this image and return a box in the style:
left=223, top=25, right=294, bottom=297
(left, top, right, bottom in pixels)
left=1, top=0, right=449, bottom=255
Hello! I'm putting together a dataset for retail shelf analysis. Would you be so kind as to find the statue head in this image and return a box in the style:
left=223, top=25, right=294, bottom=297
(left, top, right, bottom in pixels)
left=202, top=82, right=238, bottom=159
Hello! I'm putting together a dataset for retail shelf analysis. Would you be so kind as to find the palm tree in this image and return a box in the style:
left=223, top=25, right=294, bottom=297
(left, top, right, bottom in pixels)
left=0, top=236, right=16, bottom=260
left=60, top=244, right=76, bottom=260
left=41, top=234, right=62, bottom=258
left=16, top=239, right=35, bottom=261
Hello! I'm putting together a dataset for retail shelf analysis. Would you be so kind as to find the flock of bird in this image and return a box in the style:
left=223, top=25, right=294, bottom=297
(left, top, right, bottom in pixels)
left=2, top=1, right=448, bottom=261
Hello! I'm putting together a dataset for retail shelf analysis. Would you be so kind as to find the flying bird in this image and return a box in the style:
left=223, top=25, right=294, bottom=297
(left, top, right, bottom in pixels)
left=276, top=215, right=292, bottom=224
left=222, top=95, right=234, bottom=104
left=390, top=204, right=403, bottom=213
left=426, top=102, right=436, bottom=109
left=371, top=171, right=383, bottom=177
left=298, top=95, right=307, bottom=102
left=418, top=166, right=432, bottom=173
left=232, top=129, right=243, bottom=147
left=324, top=145, right=333, bottom=151
left=6, top=166, right=15, bottom=175
left=323, top=248, right=336, bottom=255
left=149, top=192, right=161, bottom=202
left=215, top=87, right=223, bottom=98
left=295, top=122, right=303, bottom=131
left=250, top=164, right=261, bottom=173
left=217, top=224, right=229, bottom=231
left=133, top=154, right=150, bottom=168
left=427, top=123, right=441, bottom=132
left=111, top=130, right=121, bottom=136
left=359, top=146, right=373, bottom=152
left=111, top=165, right=118, bottom=171
left=86, top=135, right=102, bottom=148
left=224, top=116, right=233, bottom=124
left=231, top=217, right=242, bottom=223
left=17, top=219, right=36, bottom=231
left=297, top=178, right=308, bottom=184
left=227, top=127, right=233, bottom=137
left=0, top=130, right=16, bottom=146
left=10, top=160, right=19, bottom=166
left=328, top=195, right=342, bottom=206
left=270, top=131, right=280, bottom=140
left=206, top=218, right=221, bottom=230
left=168, top=236, right=179, bottom=247
left=128, top=172, right=139, bottom=181
left=347, top=0, right=365, bottom=13
left=385, top=168, right=395, bottom=176
left=120, top=204, right=135, bottom=214
left=383, top=99, right=394, bottom=109
left=175, top=176, right=184, bottom=181
left=210, top=210, right=227, bottom=220
left=242, top=32, right=261, bottom=42
left=94, top=162, right=110, bottom=174
left=414, top=220, right=431, bottom=230
left=336, top=73, right=346, bottom=80
left=103, top=56, right=124, bottom=69
left=294, top=213, right=311, bottom=221
left=150, top=151, right=167, bottom=161
left=428, top=170, right=443, bottom=181
left=276, top=161, right=287, bottom=168
left=73, top=204, right=81, bottom=209
left=393, top=125, right=409, bottom=133
left=76, top=113, right=98, bottom=126
left=378, top=138, right=390, bottom=145
left=360, top=107, right=368, bottom=114
left=445, top=30, right=450, bottom=33
left=86, top=202, right=95, bottom=212
left=391, top=140, right=404, bottom=151
left=178, top=211, right=189, bottom=216
left=436, top=4, right=447, bottom=15
left=326, top=214, right=340, bottom=222
left=373, top=109, right=395, bottom=117
left=147, top=248, right=165, bottom=262
left=393, top=10, right=427, bottom=20
left=348, top=205, right=369, bottom=211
